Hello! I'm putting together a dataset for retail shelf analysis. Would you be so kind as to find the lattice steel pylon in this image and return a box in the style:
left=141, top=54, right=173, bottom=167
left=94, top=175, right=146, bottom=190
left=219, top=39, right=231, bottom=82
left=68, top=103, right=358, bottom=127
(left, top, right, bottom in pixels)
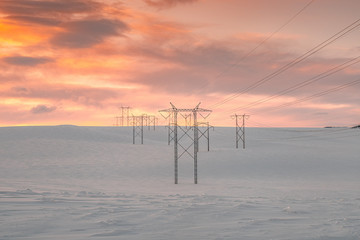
left=120, top=106, right=131, bottom=126
left=161, top=111, right=175, bottom=145
left=147, top=115, right=157, bottom=131
left=131, top=115, right=144, bottom=144
left=184, top=113, right=192, bottom=129
left=114, top=116, right=121, bottom=126
left=231, top=114, right=250, bottom=149
left=159, top=102, right=211, bottom=184
left=198, top=122, right=213, bottom=152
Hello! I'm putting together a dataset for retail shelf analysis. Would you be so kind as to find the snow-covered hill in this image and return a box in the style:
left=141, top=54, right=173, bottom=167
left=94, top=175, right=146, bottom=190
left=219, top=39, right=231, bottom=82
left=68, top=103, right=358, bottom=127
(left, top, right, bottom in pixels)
left=1, top=126, right=359, bottom=239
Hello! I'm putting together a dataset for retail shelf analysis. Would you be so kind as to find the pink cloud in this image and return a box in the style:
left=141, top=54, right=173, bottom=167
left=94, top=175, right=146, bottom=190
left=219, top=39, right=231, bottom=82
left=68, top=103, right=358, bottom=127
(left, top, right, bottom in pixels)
left=143, top=0, right=199, bottom=9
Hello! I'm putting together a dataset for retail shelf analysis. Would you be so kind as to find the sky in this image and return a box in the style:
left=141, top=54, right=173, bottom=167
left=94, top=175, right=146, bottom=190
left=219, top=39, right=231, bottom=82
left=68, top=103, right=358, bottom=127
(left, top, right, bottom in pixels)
left=0, top=0, right=359, bottom=127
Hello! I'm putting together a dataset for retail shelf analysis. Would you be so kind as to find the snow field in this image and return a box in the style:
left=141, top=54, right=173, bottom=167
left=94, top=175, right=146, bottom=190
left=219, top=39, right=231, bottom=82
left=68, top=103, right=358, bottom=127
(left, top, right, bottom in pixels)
left=1, top=126, right=360, bottom=239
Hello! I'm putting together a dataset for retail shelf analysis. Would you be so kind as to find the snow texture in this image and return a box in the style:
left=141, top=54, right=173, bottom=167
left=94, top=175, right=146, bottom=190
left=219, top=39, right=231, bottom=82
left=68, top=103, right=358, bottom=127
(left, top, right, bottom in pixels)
left=1, top=126, right=360, bottom=239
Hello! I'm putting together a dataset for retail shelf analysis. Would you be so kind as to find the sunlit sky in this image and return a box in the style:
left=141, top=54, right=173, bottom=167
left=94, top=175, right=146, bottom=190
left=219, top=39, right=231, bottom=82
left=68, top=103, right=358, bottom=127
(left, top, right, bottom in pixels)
left=1, top=0, right=359, bottom=127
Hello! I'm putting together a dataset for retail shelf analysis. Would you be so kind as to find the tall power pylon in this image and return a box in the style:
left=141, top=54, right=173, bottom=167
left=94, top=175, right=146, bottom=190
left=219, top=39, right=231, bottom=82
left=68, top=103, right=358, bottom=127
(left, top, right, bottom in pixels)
left=231, top=114, right=250, bottom=149
left=184, top=113, right=192, bottom=129
left=167, top=113, right=175, bottom=145
left=159, top=102, right=211, bottom=184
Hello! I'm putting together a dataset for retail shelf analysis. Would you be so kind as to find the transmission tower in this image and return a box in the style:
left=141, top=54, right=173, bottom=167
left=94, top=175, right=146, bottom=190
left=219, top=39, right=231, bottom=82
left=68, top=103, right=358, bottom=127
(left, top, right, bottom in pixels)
left=160, top=111, right=175, bottom=145
left=184, top=113, right=192, bottom=129
left=147, top=115, right=157, bottom=130
left=131, top=115, right=144, bottom=144
left=167, top=113, right=175, bottom=145
left=198, top=122, right=213, bottom=152
left=159, top=102, right=211, bottom=184
left=231, top=114, right=250, bottom=149
left=120, top=106, right=131, bottom=126
left=114, top=116, right=121, bottom=126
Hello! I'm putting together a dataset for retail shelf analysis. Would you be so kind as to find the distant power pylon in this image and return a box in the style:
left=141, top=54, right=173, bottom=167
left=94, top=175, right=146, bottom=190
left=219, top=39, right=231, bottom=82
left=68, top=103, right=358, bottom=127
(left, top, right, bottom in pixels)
left=142, top=114, right=148, bottom=128
left=114, top=106, right=131, bottom=126
left=146, top=115, right=157, bottom=131
left=231, top=114, right=250, bottom=149
left=159, top=102, right=211, bottom=184
left=198, top=122, right=213, bottom=152
left=160, top=111, right=175, bottom=145
left=114, top=116, right=121, bottom=126
left=131, top=115, right=144, bottom=144
left=120, top=106, right=131, bottom=126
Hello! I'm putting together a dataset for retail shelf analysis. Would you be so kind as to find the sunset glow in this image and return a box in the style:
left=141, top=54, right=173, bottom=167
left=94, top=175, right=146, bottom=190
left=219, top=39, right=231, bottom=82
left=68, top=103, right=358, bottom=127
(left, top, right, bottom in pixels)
left=1, top=0, right=359, bottom=127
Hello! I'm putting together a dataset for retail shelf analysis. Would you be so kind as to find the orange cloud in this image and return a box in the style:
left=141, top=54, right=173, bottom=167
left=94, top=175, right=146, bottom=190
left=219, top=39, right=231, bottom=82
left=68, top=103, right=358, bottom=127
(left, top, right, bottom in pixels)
left=143, top=0, right=199, bottom=9
left=0, top=22, right=51, bottom=46
left=58, top=56, right=130, bottom=71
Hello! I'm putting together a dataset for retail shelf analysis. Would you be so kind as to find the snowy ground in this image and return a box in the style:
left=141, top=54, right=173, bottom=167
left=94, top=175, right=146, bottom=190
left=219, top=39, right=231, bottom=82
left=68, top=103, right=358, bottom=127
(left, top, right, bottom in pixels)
left=1, top=125, right=360, bottom=240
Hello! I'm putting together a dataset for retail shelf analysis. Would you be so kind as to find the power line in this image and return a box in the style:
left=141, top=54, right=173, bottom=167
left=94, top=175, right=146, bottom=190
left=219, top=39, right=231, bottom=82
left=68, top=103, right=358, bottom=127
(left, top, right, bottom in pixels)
left=252, top=77, right=360, bottom=114
left=210, top=17, right=360, bottom=109
left=252, top=127, right=358, bottom=142
left=212, top=0, right=316, bottom=81
left=195, top=0, right=315, bottom=93
left=247, top=118, right=278, bottom=128
left=229, top=56, right=360, bottom=113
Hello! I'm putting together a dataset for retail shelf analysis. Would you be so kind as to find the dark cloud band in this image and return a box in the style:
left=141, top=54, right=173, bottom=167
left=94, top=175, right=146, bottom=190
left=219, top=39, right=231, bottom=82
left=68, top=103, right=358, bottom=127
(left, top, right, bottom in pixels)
left=6, top=15, right=62, bottom=26
left=50, top=18, right=128, bottom=48
left=0, top=0, right=100, bottom=16
left=3, top=56, right=53, bottom=66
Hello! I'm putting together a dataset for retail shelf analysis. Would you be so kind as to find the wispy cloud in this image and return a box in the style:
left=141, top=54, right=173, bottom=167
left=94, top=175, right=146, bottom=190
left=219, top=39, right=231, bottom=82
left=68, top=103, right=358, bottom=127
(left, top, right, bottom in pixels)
left=3, top=83, right=120, bottom=108
left=30, top=104, right=57, bottom=114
